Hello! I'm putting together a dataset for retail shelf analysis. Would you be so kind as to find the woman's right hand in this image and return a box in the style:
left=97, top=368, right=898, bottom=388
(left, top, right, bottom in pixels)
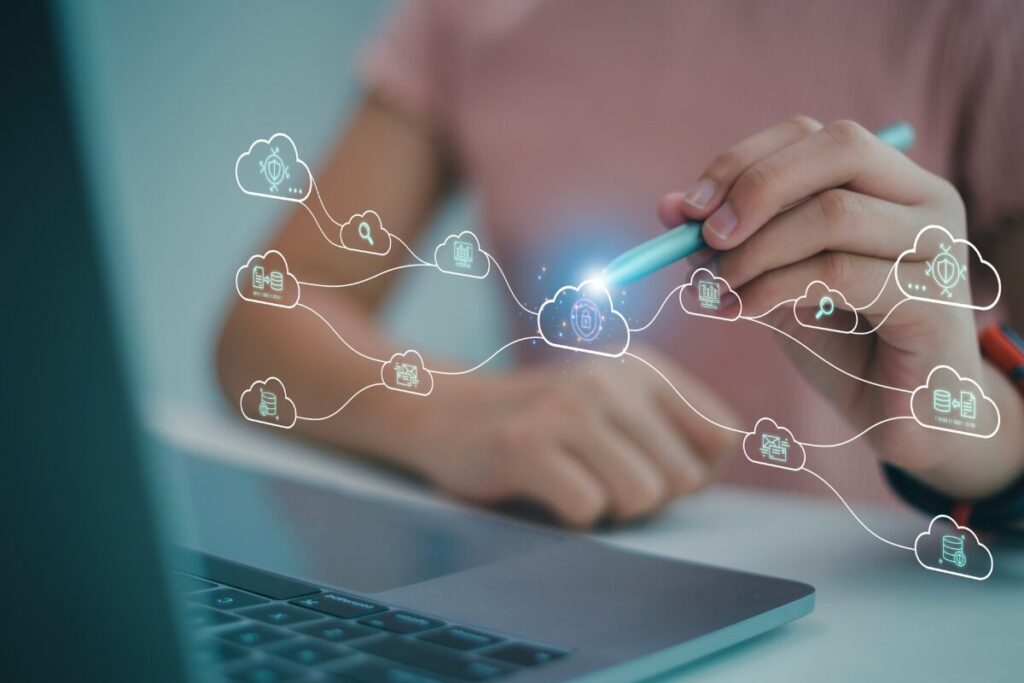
left=412, top=345, right=740, bottom=527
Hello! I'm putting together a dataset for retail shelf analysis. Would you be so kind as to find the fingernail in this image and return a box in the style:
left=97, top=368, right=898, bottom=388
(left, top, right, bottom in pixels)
left=705, top=202, right=737, bottom=240
left=719, top=292, right=739, bottom=311
left=682, top=179, right=716, bottom=210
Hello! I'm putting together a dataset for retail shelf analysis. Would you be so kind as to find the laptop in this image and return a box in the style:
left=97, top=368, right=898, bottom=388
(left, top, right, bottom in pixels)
left=5, top=4, right=813, bottom=681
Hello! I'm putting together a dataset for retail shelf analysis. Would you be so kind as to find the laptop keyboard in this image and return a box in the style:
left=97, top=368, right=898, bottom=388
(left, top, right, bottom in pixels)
left=175, top=552, right=568, bottom=683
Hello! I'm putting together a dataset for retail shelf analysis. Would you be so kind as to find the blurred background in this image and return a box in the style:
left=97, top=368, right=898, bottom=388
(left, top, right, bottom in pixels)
left=57, top=0, right=510, bottom=418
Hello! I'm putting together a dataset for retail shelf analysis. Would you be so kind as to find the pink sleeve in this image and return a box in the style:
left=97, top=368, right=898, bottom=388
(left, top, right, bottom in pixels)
left=955, top=2, right=1024, bottom=236
left=360, top=0, right=456, bottom=130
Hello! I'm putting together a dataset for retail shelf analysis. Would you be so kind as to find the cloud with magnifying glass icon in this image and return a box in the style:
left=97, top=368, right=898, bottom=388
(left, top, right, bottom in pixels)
left=793, top=281, right=859, bottom=333
left=339, top=210, right=392, bottom=256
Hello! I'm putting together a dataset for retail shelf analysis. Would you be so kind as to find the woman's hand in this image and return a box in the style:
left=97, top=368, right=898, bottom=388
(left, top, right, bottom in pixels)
left=658, top=117, right=1024, bottom=498
left=412, top=345, right=740, bottom=527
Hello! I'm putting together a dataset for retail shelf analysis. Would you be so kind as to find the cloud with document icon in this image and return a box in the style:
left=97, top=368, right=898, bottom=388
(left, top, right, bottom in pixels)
left=742, top=417, right=805, bottom=471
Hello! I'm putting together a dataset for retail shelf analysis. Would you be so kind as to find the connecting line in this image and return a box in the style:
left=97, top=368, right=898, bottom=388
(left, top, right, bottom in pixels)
left=311, top=178, right=343, bottom=228
left=298, top=263, right=435, bottom=289
left=740, top=298, right=798, bottom=322
left=746, top=317, right=913, bottom=395
left=488, top=254, right=538, bottom=316
left=629, top=285, right=684, bottom=333
left=624, top=352, right=752, bottom=436
left=301, top=201, right=344, bottom=248
left=296, top=303, right=388, bottom=365
left=296, top=383, right=384, bottom=422
left=802, top=466, right=914, bottom=551
left=849, top=298, right=910, bottom=336
left=390, top=233, right=432, bottom=266
left=799, top=415, right=916, bottom=449
left=430, top=336, right=541, bottom=376
left=853, top=262, right=897, bottom=312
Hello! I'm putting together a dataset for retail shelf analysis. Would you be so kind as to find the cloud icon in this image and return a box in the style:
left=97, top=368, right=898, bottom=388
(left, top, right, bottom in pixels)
left=239, top=377, right=297, bottom=429
left=339, top=210, right=392, bottom=256
left=434, top=230, right=491, bottom=279
left=742, top=417, right=806, bottom=471
left=537, top=280, right=630, bottom=358
left=235, top=133, right=311, bottom=202
left=381, top=350, right=433, bottom=396
left=914, top=514, right=993, bottom=581
left=235, top=250, right=300, bottom=308
left=793, top=281, right=859, bottom=333
left=911, top=365, right=1000, bottom=438
left=895, top=224, right=1001, bottom=310
left=678, top=268, right=742, bottom=321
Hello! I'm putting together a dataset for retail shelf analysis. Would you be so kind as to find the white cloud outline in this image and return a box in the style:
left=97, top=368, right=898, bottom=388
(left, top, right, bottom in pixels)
left=339, top=209, right=393, bottom=256
left=742, top=417, right=806, bottom=472
left=895, top=224, right=1001, bottom=311
left=381, top=350, right=434, bottom=397
left=793, top=280, right=859, bottom=333
left=910, top=365, right=1000, bottom=439
left=434, top=230, right=492, bottom=279
left=914, top=514, right=993, bottom=581
left=235, top=250, right=301, bottom=309
left=537, top=280, right=630, bottom=358
left=235, top=133, right=311, bottom=203
left=239, top=376, right=297, bottom=430
left=678, top=268, right=742, bottom=321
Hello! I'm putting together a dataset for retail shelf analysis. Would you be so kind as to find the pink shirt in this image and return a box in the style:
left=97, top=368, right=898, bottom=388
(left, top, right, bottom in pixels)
left=363, top=0, right=1024, bottom=503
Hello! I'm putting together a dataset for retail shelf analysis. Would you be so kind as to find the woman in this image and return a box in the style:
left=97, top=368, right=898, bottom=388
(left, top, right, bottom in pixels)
left=218, top=1, right=1024, bottom=528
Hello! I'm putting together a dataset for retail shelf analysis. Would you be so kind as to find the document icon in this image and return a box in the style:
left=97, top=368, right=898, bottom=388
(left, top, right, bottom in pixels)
left=760, top=433, right=790, bottom=462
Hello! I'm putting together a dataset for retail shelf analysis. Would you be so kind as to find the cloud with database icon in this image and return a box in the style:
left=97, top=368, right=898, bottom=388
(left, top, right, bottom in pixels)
left=235, top=250, right=300, bottom=308
left=742, top=417, right=806, bottom=472
left=895, top=224, right=1000, bottom=310
left=538, top=281, right=629, bottom=358
left=235, top=133, right=311, bottom=202
left=793, top=281, right=859, bottom=333
left=678, top=268, right=742, bottom=321
left=239, top=377, right=297, bottom=429
left=339, top=209, right=392, bottom=256
left=910, top=365, right=999, bottom=438
left=434, top=230, right=491, bottom=279
left=381, top=350, right=433, bottom=396
left=914, top=514, right=992, bottom=581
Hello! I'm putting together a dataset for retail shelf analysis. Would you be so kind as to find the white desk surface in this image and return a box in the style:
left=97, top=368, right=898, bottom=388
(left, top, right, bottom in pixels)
left=152, top=407, right=1022, bottom=682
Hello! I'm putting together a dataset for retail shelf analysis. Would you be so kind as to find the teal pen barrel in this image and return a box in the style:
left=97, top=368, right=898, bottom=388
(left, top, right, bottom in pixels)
left=603, top=122, right=915, bottom=286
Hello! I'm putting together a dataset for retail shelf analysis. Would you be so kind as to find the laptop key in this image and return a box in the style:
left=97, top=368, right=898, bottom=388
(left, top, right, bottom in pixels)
left=226, top=660, right=304, bottom=683
left=177, top=550, right=321, bottom=600
left=173, top=573, right=218, bottom=593
left=266, top=638, right=352, bottom=667
left=192, top=639, right=249, bottom=666
left=191, top=588, right=269, bottom=610
left=352, top=635, right=515, bottom=680
left=293, top=618, right=376, bottom=644
left=419, top=627, right=503, bottom=652
left=183, top=605, right=242, bottom=629
left=238, top=603, right=321, bottom=627
left=359, top=610, right=444, bottom=634
left=290, top=592, right=386, bottom=619
left=327, top=659, right=452, bottom=683
left=483, top=642, right=566, bottom=667
left=218, top=624, right=293, bottom=648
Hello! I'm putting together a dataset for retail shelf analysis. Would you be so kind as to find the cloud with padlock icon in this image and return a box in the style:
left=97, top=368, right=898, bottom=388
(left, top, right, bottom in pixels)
left=537, top=280, right=630, bottom=358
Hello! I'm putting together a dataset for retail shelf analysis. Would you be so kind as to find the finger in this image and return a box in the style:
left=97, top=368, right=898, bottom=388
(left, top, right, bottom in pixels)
left=565, top=419, right=668, bottom=521
left=606, top=398, right=710, bottom=496
left=737, top=252, right=901, bottom=316
left=717, top=190, right=927, bottom=290
left=511, top=445, right=609, bottom=528
left=704, top=119, right=946, bottom=249
left=659, top=116, right=822, bottom=226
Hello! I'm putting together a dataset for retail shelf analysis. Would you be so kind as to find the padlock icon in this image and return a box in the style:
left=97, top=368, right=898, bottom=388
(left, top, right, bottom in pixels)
left=580, top=308, right=593, bottom=332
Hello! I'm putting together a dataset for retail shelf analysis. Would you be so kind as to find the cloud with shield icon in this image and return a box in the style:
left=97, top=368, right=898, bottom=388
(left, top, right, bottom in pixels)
left=235, top=133, right=311, bottom=202
left=895, top=224, right=1000, bottom=310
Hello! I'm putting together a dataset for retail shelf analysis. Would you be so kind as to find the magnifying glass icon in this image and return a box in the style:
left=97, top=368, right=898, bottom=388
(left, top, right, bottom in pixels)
left=815, top=295, right=835, bottom=320
left=358, top=221, right=374, bottom=247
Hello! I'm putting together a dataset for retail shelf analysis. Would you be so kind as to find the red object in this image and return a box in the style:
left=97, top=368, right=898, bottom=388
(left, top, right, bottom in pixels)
left=980, top=323, right=1024, bottom=391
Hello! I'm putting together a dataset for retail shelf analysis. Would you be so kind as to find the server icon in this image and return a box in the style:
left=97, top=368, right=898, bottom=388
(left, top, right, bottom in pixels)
left=939, top=533, right=967, bottom=569
left=258, top=389, right=278, bottom=420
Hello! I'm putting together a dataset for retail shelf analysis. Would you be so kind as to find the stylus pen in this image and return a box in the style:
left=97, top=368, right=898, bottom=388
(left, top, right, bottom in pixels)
left=603, top=122, right=916, bottom=285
